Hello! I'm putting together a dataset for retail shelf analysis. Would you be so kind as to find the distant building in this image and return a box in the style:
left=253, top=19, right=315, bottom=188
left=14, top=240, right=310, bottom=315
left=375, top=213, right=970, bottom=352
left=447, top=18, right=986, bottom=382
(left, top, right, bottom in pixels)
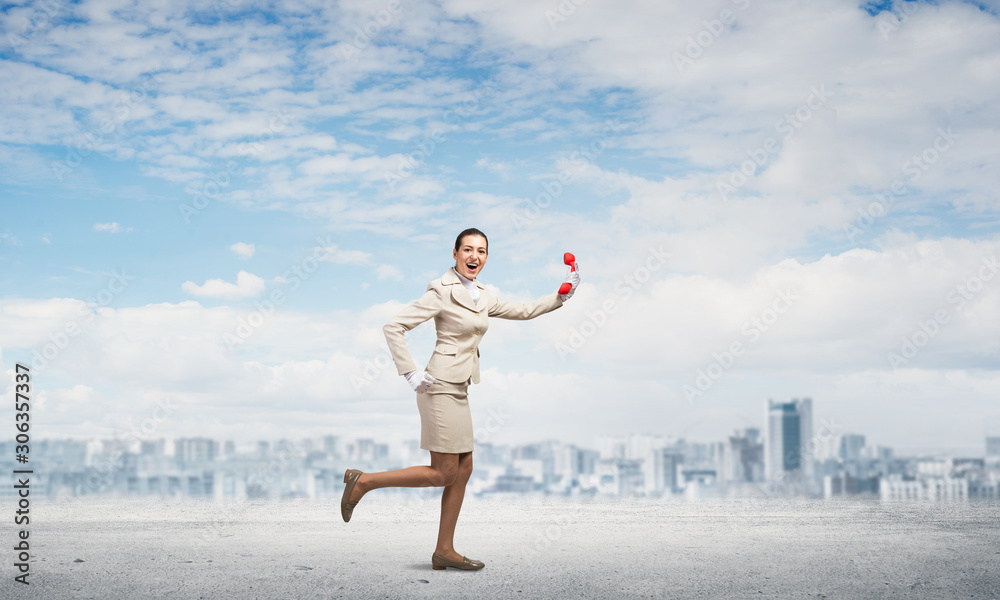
left=658, top=448, right=684, bottom=493
left=838, top=434, right=866, bottom=463
left=595, top=458, right=644, bottom=496
left=141, top=439, right=167, bottom=456
left=721, top=428, right=764, bottom=484
left=596, top=435, right=627, bottom=460
left=824, top=473, right=879, bottom=497
left=680, top=468, right=718, bottom=499
left=880, top=475, right=968, bottom=501
left=473, top=441, right=508, bottom=465
left=175, top=437, right=218, bottom=466
left=577, top=448, right=599, bottom=476
left=492, top=466, right=535, bottom=493
left=323, top=435, right=340, bottom=458
left=764, top=398, right=814, bottom=483
left=595, top=434, right=674, bottom=494
left=986, top=436, right=1000, bottom=467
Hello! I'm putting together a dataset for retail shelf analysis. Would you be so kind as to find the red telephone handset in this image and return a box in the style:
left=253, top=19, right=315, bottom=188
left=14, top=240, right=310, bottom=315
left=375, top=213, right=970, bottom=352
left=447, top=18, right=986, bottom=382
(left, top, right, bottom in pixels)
left=558, top=252, right=577, bottom=295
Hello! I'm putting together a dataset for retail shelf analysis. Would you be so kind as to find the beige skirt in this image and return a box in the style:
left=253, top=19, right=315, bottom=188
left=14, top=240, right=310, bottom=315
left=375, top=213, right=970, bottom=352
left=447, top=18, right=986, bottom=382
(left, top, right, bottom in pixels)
left=416, top=377, right=473, bottom=453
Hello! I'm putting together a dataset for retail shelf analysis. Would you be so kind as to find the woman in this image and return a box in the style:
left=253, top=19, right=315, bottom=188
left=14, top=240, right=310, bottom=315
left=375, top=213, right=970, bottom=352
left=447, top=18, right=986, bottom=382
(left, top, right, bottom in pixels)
left=341, top=227, right=580, bottom=571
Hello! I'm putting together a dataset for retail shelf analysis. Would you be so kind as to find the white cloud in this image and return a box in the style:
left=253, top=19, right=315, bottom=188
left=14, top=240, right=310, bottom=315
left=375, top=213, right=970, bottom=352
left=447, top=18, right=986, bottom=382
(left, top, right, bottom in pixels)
left=181, top=270, right=266, bottom=299
left=476, top=156, right=511, bottom=178
left=316, top=244, right=372, bottom=266
left=229, top=242, right=255, bottom=259
left=376, top=264, right=404, bottom=280
left=93, top=222, right=131, bottom=233
left=0, top=232, right=22, bottom=246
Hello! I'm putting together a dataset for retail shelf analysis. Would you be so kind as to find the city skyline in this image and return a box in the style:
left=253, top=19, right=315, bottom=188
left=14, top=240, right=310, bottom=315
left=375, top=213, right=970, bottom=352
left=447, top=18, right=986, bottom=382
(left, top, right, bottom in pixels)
left=6, top=419, right=999, bottom=502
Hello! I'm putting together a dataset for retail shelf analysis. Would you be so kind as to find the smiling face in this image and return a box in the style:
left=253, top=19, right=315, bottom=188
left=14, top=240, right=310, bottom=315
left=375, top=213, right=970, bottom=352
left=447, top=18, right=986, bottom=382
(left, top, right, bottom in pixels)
left=453, top=234, right=488, bottom=279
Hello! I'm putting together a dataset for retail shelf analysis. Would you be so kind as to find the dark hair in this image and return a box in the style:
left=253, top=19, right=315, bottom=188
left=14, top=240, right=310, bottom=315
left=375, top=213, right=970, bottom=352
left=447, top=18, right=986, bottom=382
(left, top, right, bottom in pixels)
left=454, top=228, right=488, bottom=253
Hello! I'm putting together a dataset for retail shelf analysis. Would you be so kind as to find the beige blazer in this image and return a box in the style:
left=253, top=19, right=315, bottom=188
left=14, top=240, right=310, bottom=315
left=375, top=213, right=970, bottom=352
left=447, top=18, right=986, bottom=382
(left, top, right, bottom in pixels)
left=383, top=267, right=564, bottom=384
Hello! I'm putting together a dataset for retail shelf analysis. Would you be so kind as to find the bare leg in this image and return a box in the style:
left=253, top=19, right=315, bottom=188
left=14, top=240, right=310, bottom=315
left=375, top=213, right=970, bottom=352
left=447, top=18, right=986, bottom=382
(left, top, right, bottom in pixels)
left=434, top=451, right=473, bottom=561
left=348, top=450, right=459, bottom=503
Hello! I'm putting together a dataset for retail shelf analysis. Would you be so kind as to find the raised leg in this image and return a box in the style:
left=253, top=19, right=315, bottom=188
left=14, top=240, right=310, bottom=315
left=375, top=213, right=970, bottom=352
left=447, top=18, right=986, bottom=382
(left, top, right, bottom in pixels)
left=348, top=450, right=460, bottom=503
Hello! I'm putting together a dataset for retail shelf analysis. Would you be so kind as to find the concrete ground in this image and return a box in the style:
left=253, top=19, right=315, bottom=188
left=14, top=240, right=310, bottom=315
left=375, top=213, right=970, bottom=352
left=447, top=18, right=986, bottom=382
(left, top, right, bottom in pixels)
left=4, top=493, right=999, bottom=599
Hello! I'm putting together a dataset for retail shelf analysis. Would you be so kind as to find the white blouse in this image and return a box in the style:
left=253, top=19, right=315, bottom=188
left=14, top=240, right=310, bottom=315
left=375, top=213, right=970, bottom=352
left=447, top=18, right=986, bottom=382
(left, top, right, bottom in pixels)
left=452, top=266, right=480, bottom=303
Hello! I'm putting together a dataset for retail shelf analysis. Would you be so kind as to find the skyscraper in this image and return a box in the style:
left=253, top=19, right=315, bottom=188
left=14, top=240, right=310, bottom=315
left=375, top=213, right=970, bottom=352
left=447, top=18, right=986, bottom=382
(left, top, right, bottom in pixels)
left=764, top=398, right=813, bottom=482
left=986, top=436, right=1000, bottom=467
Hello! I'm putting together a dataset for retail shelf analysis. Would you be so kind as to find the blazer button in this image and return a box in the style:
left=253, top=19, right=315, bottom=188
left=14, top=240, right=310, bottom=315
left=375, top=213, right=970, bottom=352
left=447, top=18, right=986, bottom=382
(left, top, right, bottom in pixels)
left=470, top=349, right=475, bottom=354
left=475, top=330, right=481, bottom=335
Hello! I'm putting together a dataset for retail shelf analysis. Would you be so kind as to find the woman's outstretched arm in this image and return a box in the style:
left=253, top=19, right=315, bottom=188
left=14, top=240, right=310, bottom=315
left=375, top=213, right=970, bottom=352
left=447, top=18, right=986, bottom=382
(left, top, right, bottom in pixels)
left=487, top=291, right=564, bottom=320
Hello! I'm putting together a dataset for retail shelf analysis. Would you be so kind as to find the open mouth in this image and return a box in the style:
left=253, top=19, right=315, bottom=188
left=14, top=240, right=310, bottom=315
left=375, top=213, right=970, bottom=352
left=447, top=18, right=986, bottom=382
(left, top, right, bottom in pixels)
left=466, top=263, right=478, bottom=271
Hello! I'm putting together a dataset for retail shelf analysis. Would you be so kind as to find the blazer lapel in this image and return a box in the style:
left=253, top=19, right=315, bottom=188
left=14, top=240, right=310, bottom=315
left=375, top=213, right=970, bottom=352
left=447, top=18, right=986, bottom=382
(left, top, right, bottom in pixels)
left=442, top=268, right=488, bottom=313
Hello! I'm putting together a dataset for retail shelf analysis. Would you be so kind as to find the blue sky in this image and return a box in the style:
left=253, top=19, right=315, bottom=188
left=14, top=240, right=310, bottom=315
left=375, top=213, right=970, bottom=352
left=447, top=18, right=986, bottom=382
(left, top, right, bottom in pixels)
left=2, top=0, right=999, bottom=455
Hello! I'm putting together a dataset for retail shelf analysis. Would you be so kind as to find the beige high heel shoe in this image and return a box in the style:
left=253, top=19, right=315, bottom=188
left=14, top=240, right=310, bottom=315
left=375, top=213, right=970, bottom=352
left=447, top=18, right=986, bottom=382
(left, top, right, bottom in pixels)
left=431, top=552, right=485, bottom=570
left=341, top=469, right=363, bottom=522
